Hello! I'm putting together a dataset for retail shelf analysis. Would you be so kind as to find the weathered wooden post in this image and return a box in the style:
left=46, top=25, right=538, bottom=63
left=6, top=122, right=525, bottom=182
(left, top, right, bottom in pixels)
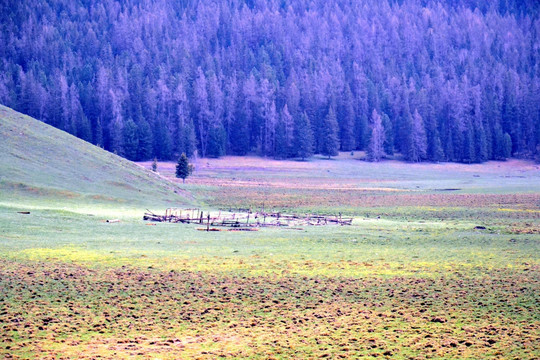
left=207, top=214, right=211, bottom=231
left=200, top=211, right=203, bottom=224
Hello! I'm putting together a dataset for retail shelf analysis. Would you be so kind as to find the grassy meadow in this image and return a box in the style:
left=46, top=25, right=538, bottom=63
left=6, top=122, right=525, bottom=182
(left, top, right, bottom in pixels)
left=1, top=107, right=539, bottom=359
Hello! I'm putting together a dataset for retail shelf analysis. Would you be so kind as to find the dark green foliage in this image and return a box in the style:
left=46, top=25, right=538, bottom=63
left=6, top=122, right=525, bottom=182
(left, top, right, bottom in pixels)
left=405, top=110, right=427, bottom=162
left=207, top=124, right=226, bottom=158
left=493, top=126, right=512, bottom=160
left=320, top=107, right=340, bottom=158
left=293, top=112, right=314, bottom=160
left=108, top=118, right=124, bottom=156
left=137, top=120, right=154, bottom=161
left=154, top=120, right=172, bottom=160
left=182, top=119, right=197, bottom=158
left=230, top=118, right=250, bottom=155
left=355, top=113, right=369, bottom=151
left=93, top=118, right=103, bottom=148
left=474, top=125, right=488, bottom=163
left=427, top=131, right=444, bottom=162
left=274, top=118, right=289, bottom=159
left=462, top=128, right=475, bottom=163
left=1, top=0, right=538, bottom=162
left=122, top=119, right=139, bottom=161
left=339, top=85, right=356, bottom=152
left=503, top=133, right=512, bottom=159
left=367, top=109, right=385, bottom=162
left=381, top=112, right=394, bottom=156
left=175, top=153, right=191, bottom=183
left=77, top=114, right=92, bottom=143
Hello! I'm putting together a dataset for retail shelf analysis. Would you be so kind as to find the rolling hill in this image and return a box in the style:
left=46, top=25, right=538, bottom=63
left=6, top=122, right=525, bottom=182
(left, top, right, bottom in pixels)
left=0, top=105, right=191, bottom=211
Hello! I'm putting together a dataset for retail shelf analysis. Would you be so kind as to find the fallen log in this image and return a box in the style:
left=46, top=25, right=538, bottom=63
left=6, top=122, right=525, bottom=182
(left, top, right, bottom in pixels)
left=197, top=228, right=222, bottom=232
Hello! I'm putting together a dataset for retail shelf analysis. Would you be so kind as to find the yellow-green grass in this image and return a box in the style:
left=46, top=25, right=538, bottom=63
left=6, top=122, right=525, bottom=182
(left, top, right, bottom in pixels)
left=1, top=107, right=539, bottom=359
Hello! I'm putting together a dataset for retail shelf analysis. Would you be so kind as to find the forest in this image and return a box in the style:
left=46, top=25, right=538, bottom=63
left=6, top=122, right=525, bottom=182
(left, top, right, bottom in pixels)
left=1, top=0, right=539, bottom=162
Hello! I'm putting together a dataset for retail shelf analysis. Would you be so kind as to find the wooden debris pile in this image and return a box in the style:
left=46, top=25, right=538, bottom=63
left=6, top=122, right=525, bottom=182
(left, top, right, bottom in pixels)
left=143, top=208, right=353, bottom=230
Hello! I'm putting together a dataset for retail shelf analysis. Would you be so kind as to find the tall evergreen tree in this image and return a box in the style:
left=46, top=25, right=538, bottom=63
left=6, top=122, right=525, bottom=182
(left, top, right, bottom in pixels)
left=207, top=123, right=226, bottom=158
left=154, top=119, right=172, bottom=160
left=280, top=104, right=294, bottom=158
left=293, top=112, right=314, bottom=160
left=175, top=153, right=191, bottom=183
left=340, top=84, right=356, bottom=152
left=108, top=116, right=124, bottom=156
left=320, top=107, right=340, bottom=158
left=381, top=112, right=394, bottom=156
left=94, top=118, right=104, bottom=148
left=368, top=110, right=385, bottom=162
left=137, top=119, right=154, bottom=160
left=274, top=116, right=288, bottom=159
left=462, top=128, right=476, bottom=163
left=122, top=118, right=139, bottom=160
left=406, top=109, right=427, bottom=162
left=182, top=118, right=197, bottom=158
left=193, top=68, right=211, bottom=157
left=77, top=114, right=92, bottom=143
left=503, top=133, right=513, bottom=159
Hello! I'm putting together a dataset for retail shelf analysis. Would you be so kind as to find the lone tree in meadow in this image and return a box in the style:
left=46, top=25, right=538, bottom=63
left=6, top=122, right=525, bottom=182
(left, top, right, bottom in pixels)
left=175, top=153, right=192, bottom=183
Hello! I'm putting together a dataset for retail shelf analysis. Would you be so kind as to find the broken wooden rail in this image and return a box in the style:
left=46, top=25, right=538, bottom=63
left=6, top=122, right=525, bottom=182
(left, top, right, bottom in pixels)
left=143, top=208, right=353, bottom=229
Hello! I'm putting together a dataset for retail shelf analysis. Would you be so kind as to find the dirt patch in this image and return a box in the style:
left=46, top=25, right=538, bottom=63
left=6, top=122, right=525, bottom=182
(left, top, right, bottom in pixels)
left=1, top=259, right=538, bottom=359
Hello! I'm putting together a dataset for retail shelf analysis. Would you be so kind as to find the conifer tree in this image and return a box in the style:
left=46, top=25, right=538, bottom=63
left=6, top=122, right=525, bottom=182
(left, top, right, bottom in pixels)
left=175, top=153, right=191, bottom=183
left=154, top=119, right=172, bottom=160
left=320, top=107, right=340, bottom=158
left=293, top=112, right=314, bottom=160
left=426, top=116, right=444, bottom=162
left=381, top=112, right=394, bottom=156
left=462, top=128, right=475, bottom=163
left=494, top=125, right=512, bottom=160
left=274, top=117, right=288, bottom=159
left=503, top=133, right=512, bottom=159
left=182, top=118, right=197, bottom=158
left=368, top=109, right=385, bottom=162
left=137, top=119, right=153, bottom=160
left=122, top=118, right=139, bottom=160
left=77, top=114, right=92, bottom=143
left=280, top=104, right=294, bottom=157
left=406, top=109, right=428, bottom=162
left=94, top=118, right=104, bottom=148
left=207, top=123, right=226, bottom=158
left=340, top=85, right=356, bottom=152
left=108, top=116, right=124, bottom=156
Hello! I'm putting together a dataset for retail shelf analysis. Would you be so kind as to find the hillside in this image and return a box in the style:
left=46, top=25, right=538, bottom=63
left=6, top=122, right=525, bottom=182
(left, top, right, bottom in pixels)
left=0, top=105, right=190, bottom=210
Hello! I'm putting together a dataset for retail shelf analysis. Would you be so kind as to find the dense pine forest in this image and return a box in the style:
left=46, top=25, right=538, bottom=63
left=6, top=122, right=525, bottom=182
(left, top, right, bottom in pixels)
left=1, top=0, right=539, bottom=162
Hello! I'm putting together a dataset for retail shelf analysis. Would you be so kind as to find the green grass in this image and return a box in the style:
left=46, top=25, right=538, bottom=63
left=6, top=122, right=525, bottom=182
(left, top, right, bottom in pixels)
left=1, top=107, right=539, bottom=359
left=0, top=104, right=191, bottom=211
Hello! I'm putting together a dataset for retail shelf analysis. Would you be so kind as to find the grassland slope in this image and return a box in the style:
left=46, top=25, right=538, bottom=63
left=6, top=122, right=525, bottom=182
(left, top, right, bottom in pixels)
left=0, top=105, right=190, bottom=210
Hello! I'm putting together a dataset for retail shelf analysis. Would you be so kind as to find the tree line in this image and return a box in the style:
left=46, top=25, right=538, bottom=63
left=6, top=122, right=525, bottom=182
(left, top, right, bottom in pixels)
left=0, top=0, right=539, bottom=162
